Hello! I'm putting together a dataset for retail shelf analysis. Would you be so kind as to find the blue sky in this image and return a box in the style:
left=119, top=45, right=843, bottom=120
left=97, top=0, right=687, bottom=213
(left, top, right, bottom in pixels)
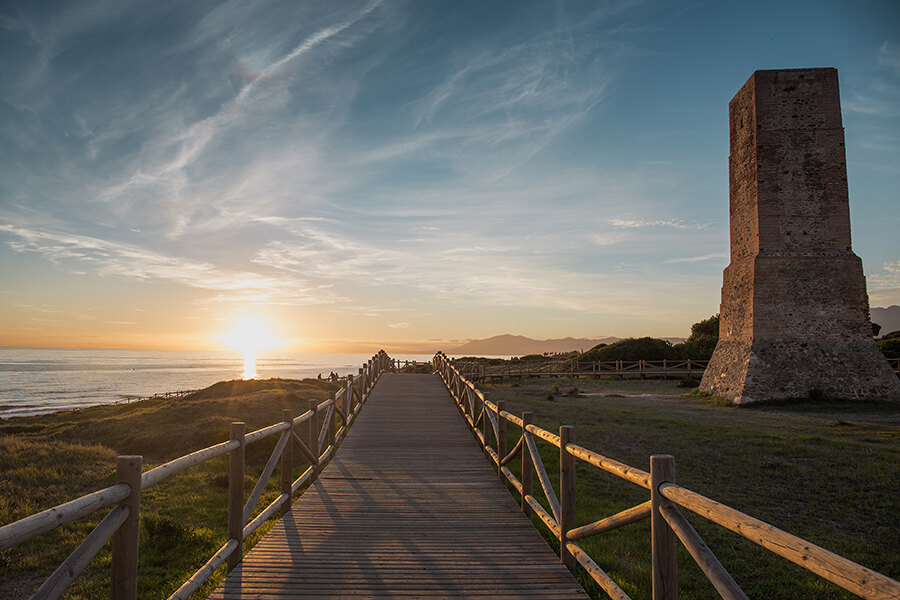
left=1, top=0, right=898, bottom=351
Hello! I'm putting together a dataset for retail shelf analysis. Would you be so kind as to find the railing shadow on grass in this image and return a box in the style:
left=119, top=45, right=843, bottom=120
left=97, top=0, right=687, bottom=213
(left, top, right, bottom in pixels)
left=0, top=351, right=394, bottom=600
left=433, top=351, right=900, bottom=600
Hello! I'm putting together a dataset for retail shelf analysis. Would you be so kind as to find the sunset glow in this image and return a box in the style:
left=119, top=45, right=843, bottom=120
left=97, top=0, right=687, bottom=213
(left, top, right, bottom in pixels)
left=220, top=316, right=286, bottom=379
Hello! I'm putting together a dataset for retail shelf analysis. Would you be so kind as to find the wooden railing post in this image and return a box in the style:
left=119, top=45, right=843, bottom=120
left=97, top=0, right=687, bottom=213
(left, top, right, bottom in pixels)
left=307, top=400, right=319, bottom=460
left=227, top=422, right=245, bottom=572
left=651, top=454, right=677, bottom=600
left=560, top=426, right=576, bottom=572
left=281, top=409, right=292, bottom=515
left=497, top=400, right=506, bottom=477
left=347, top=375, right=355, bottom=415
left=521, top=412, right=534, bottom=518
left=344, top=379, right=352, bottom=420
left=111, top=455, right=142, bottom=600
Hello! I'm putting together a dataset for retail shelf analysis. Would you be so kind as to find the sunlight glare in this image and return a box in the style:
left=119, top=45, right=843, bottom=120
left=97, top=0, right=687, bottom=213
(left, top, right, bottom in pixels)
left=220, top=315, right=285, bottom=380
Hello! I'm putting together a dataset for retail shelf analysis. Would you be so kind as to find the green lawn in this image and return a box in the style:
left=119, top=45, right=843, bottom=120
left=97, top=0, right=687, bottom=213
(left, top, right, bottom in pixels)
left=0, top=378, right=339, bottom=599
left=480, top=376, right=899, bottom=600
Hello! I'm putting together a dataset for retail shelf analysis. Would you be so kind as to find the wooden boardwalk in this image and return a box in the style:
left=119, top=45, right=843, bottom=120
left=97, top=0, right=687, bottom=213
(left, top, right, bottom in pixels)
left=210, top=373, right=589, bottom=599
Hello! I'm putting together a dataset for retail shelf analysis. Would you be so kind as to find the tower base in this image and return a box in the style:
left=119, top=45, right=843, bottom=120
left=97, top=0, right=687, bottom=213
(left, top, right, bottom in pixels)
left=700, top=338, right=900, bottom=404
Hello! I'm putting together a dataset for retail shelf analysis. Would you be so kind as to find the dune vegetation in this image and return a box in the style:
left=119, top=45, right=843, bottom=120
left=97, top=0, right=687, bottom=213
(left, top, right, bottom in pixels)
left=0, top=378, right=338, bottom=599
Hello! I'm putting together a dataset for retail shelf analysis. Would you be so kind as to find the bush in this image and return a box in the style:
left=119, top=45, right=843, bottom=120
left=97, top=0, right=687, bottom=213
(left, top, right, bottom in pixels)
left=877, top=337, right=900, bottom=359
left=582, top=337, right=679, bottom=361
left=674, top=314, right=719, bottom=359
left=678, top=377, right=700, bottom=388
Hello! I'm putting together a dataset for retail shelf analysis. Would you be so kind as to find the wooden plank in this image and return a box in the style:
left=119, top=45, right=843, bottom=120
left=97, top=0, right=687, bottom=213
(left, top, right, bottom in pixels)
left=212, top=373, right=589, bottom=599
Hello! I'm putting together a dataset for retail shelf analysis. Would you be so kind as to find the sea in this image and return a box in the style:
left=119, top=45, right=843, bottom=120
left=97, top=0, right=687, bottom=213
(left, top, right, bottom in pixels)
left=0, top=348, right=436, bottom=419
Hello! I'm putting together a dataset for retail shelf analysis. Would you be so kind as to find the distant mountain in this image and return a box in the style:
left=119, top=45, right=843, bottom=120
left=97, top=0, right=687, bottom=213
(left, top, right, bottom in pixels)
left=449, top=335, right=621, bottom=356
left=872, top=306, right=900, bottom=336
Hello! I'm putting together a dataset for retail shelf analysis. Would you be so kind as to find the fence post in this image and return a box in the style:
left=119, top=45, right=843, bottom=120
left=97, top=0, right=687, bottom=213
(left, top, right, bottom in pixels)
left=227, top=423, right=245, bottom=572
left=483, top=395, right=490, bottom=443
left=651, top=454, right=677, bottom=600
left=497, top=400, right=507, bottom=477
left=521, top=412, right=534, bottom=518
left=111, top=455, right=142, bottom=600
left=344, top=379, right=352, bottom=422
left=346, top=375, right=355, bottom=416
left=307, top=400, right=319, bottom=461
left=281, top=409, right=293, bottom=515
left=559, top=426, right=576, bottom=572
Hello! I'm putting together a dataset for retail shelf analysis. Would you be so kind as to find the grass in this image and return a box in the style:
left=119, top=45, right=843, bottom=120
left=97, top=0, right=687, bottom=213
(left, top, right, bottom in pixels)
left=481, top=376, right=899, bottom=600
left=0, top=378, right=339, bottom=599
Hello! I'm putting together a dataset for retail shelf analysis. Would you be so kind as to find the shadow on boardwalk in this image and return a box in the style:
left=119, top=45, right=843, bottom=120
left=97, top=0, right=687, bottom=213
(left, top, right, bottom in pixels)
left=210, top=373, right=588, bottom=599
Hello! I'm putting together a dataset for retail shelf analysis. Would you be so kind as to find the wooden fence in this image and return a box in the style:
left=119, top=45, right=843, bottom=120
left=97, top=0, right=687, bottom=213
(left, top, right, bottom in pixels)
left=456, top=357, right=900, bottom=385
left=0, top=351, right=392, bottom=600
left=456, top=359, right=710, bottom=383
left=433, top=351, right=900, bottom=600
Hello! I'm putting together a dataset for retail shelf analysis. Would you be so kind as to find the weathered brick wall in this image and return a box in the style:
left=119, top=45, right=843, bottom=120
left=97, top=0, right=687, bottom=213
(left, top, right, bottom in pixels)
left=701, top=68, right=900, bottom=403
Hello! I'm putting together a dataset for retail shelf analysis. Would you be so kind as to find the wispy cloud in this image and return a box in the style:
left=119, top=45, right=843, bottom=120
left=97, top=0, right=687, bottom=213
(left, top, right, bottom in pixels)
left=665, top=253, right=728, bottom=264
left=0, top=224, right=334, bottom=306
left=869, top=260, right=900, bottom=289
left=611, top=218, right=711, bottom=230
left=590, top=232, right=629, bottom=246
left=844, top=42, right=900, bottom=118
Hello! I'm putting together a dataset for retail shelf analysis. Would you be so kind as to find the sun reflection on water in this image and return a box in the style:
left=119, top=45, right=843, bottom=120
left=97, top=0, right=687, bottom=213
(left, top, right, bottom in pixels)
left=220, top=316, right=285, bottom=380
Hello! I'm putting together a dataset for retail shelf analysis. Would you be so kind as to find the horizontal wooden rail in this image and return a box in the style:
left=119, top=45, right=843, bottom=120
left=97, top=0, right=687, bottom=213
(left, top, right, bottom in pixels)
left=660, top=483, right=900, bottom=600
left=433, top=350, right=900, bottom=600
left=244, top=420, right=291, bottom=445
left=500, top=410, right=523, bottom=428
left=565, top=443, right=651, bottom=489
left=465, top=357, right=712, bottom=383
left=525, top=423, right=561, bottom=447
left=3, top=350, right=392, bottom=600
left=142, top=439, right=239, bottom=489
left=0, top=483, right=130, bottom=551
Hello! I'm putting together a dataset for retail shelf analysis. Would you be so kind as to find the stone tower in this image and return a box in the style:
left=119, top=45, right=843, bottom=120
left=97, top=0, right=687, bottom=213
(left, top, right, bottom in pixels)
left=700, top=68, right=900, bottom=403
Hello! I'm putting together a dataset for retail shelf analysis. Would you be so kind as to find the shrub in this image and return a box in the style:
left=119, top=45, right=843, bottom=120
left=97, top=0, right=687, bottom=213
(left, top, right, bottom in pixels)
left=678, top=377, right=700, bottom=388
left=581, top=337, right=679, bottom=361
left=877, top=337, right=900, bottom=359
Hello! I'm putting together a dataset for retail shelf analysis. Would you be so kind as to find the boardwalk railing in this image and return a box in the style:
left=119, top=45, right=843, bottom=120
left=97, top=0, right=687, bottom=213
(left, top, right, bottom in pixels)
left=433, top=351, right=900, bottom=600
left=461, top=359, right=710, bottom=383
left=0, top=351, right=393, bottom=600
left=459, top=356, right=900, bottom=384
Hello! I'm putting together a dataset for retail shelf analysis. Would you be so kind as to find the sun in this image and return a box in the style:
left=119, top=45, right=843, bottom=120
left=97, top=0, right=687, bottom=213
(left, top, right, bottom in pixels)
left=220, top=315, right=285, bottom=379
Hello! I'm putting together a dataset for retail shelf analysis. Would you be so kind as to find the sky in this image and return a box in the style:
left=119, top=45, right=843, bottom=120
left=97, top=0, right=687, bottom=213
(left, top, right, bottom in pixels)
left=1, top=0, right=898, bottom=353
